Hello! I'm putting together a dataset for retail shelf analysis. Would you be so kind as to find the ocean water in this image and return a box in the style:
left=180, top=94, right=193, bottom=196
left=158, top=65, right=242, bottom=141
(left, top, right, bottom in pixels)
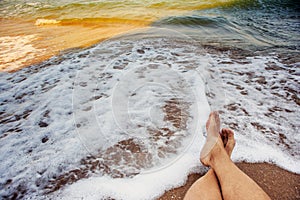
left=0, top=0, right=299, bottom=199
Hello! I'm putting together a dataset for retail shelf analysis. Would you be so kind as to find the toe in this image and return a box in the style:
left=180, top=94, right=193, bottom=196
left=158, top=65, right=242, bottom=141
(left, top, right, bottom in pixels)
left=223, top=128, right=234, bottom=141
left=221, top=128, right=235, bottom=155
left=220, top=128, right=229, bottom=147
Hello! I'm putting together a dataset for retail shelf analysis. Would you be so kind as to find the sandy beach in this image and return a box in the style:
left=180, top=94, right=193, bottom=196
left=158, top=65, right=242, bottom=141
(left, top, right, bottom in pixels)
left=159, top=162, right=300, bottom=200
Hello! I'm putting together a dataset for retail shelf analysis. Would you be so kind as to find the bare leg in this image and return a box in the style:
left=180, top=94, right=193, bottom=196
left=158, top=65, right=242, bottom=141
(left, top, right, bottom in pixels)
left=184, top=117, right=236, bottom=200
left=184, top=169, right=222, bottom=200
left=201, top=112, right=270, bottom=200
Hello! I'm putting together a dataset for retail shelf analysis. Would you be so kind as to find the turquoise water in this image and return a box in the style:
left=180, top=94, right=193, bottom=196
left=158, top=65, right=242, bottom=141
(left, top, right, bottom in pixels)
left=153, top=0, right=299, bottom=53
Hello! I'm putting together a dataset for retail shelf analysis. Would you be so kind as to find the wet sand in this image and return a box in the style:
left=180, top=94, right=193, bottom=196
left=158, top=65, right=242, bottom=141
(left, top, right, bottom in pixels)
left=159, top=162, right=300, bottom=200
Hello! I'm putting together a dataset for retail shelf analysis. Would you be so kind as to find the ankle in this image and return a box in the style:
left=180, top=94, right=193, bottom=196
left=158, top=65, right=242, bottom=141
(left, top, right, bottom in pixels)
left=209, top=143, right=229, bottom=167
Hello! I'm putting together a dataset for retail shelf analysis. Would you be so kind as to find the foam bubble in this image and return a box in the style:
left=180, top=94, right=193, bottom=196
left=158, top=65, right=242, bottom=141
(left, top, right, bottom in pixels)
left=35, top=19, right=61, bottom=26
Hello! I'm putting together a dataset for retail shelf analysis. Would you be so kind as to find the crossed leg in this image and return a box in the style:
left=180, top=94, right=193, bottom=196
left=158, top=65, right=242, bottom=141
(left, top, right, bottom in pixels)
left=184, top=111, right=270, bottom=200
left=184, top=124, right=235, bottom=200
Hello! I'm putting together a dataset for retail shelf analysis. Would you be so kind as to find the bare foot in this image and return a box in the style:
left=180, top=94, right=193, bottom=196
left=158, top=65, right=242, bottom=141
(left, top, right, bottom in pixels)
left=200, top=112, right=235, bottom=166
left=200, top=111, right=221, bottom=164
left=221, top=128, right=235, bottom=156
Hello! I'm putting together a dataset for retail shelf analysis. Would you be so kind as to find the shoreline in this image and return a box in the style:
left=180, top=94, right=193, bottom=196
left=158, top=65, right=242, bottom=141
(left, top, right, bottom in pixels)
left=1, top=18, right=299, bottom=200
left=159, top=162, right=300, bottom=200
left=0, top=18, right=148, bottom=72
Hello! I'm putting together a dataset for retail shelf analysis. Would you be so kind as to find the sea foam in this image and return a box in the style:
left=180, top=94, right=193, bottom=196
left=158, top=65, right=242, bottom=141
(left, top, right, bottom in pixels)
left=0, top=28, right=299, bottom=199
left=35, top=19, right=61, bottom=26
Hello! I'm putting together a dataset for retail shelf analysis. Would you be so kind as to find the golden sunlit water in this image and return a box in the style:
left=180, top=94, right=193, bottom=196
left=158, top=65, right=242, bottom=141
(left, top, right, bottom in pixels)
left=0, top=0, right=236, bottom=72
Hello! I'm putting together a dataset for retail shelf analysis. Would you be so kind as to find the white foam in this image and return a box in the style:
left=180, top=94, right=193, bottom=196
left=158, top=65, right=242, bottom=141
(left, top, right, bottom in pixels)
left=54, top=136, right=205, bottom=200
left=35, top=19, right=61, bottom=26
left=72, top=32, right=211, bottom=175
left=0, top=28, right=299, bottom=199
left=207, top=54, right=300, bottom=170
